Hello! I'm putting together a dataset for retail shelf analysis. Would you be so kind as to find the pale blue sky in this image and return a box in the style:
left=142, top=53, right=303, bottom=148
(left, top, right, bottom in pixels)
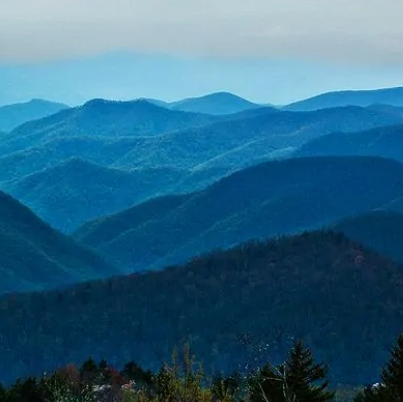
left=1, top=0, right=403, bottom=105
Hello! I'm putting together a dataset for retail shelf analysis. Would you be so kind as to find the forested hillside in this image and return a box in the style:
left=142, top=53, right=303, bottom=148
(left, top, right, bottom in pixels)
left=0, top=231, right=401, bottom=385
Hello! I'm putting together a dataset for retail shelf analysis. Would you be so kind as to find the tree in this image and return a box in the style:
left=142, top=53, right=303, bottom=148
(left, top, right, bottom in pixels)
left=286, top=340, right=334, bottom=402
left=211, top=371, right=243, bottom=402
left=380, top=334, right=403, bottom=402
left=80, top=357, right=100, bottom=385
left=7, top=378, right=45, bottom=402
left=250, top=340, right=334, bottom=402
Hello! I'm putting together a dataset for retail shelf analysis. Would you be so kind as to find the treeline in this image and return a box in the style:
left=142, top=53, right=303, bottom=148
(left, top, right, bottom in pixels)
left=0, top=231, right=403, bottom=384
left=1, top=336, right=403, bottom=402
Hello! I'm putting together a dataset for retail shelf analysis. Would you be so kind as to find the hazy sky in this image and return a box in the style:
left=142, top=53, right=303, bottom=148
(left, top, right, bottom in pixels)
left=1, top=0, right=403, bottom=104
left=1, top=0, right=403, bottom=64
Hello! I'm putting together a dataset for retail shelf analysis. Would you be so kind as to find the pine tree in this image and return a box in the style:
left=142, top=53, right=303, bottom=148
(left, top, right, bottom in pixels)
left=286, top=340, right=334, bottom=402
left=379, top=334, right=403, bottom=402
left=249, top=340, right=334, bottom=402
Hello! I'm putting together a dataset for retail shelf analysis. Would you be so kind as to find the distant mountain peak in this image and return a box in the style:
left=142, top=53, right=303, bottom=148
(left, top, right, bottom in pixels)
left=169, top=91, right=262, bottom=115
left=0, top=99, right=70, bottom=131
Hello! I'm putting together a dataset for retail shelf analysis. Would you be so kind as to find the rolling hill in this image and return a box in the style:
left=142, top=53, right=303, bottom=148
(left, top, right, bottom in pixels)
left=284, top=86, right=403, bottom=111
left=296, top=124, right=403, bottom=163
left=112, top=106, right=403, bottom=171
left=0, top=136, right=143, bottom=183
left=0, top=99, right=69, bottom=132
left=0, top=231, right=401, bottom=385
left=2, top=158, right=188, bottom=233
left=0, top=99, right=218, bottom=156
left=75, top=156, right=403, bottom=272
left=332, top=211, right=403, bottom=264
left=168, top=92, right=263, bottom=115
left=0, top=104, right=396, bottom=197
left=0, top=190, right=118, bottom=295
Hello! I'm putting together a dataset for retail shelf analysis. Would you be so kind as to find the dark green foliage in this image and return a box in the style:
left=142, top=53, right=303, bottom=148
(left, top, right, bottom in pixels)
left=0, top=190, right=118, bottom=294
left=380, top=335, right=403, bottom=401
left=249, top=364, right=285, bottom=402
left=211, top=371, right=243, bottom=402
left=6, top=378, right=45, bottom=402
left=286, top=341, right=334, bottom=402
left=250, top=341, right=333, bottom=402
left=0, top=231, right=401, bottom=384
left=352, top=334, right=403, bottom=402
left=76, top=156, right=403, bottom=272
left=122, top=361, right=154, bottom=390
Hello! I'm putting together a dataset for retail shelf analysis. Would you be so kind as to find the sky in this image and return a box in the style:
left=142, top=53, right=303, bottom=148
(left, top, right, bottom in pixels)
left=1, top=0, right=403, bottom=105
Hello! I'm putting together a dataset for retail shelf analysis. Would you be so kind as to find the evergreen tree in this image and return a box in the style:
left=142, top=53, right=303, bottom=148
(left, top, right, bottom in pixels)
left=250, top=340, right=334, bottom=402
left=7, top=378, right=44, bottom=402
left=80, top=357, right=100, bottom=385
left=286, top=340, right=334, bottom=402
left=0, top=385, right=7, bottom=402
left=380, top=334, right=403, bottom=402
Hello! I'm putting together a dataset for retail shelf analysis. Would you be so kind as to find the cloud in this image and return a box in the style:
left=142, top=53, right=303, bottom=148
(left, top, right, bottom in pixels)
left=0, top=0, right=403, bottom=64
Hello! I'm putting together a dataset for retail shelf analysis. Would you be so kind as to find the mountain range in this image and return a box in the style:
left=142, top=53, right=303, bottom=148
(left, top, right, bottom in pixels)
left=2, top=85, right=403, bottom=387
left=0, top=231, right=401, bottom=385
left=2, top=159, right=188, bottom=232
left=0, top=101, right=400, bottom=233
left=75, top=156, right=403, bottom=272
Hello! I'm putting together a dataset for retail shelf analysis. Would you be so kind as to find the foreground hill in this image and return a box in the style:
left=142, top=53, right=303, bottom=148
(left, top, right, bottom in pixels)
left=332, top=211, right=403, bottom=264
left=285, top=86, right=403, bottom=111
left=296, top=124, right=403, bottom=164
left=0, top=99, right=69, bottom=132
left=75, top=157, right=403, bottom=272
left=168, top=92, right=263, bottom=115
left=2, top=158, right=187, bottom=233
left=0, top=191, right=117, bottom=295
left=0, top=231, right=401, bottom=385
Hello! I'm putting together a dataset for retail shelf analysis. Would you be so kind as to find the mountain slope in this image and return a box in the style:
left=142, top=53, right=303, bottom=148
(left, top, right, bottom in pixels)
left=296, top=124, right=403, bottom=163
left=3, top=158, right=187, bottom=233
left=333, top=211, right=403, bottom=264
left=0, top=191, right=117, bottom=295
left=285, top=86, right=403, bottom=111
left=0, top=231, right=401, bottom=385
left=0, top=99, right=69, bottom=132
left=0, top=99, right=218, bottom=155
left=169, top=92, right=263, bottom=115
left=0, top=136, right=143, bottom=183
left=113, top=106, right=403, bottom=171
left=75, top=157, right=403, bottom=272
